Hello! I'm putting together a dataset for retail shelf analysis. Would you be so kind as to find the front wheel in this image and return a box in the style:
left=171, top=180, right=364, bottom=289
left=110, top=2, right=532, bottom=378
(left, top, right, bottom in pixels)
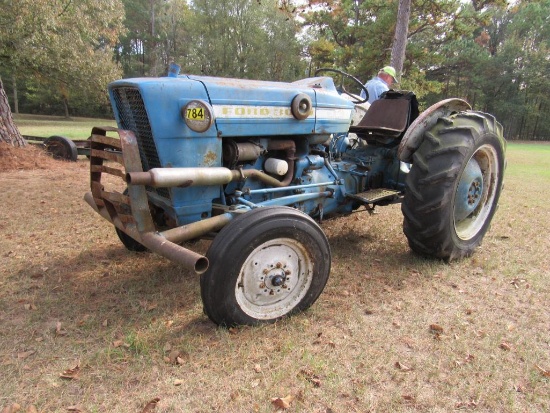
left=402, top=111, right=506, bottom=260
left=200, top=207, right=331, bottom=326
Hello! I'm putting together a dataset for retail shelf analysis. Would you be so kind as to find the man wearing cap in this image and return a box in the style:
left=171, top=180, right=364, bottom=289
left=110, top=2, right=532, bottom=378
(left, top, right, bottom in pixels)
left=360, top=66, right=397, bottom=104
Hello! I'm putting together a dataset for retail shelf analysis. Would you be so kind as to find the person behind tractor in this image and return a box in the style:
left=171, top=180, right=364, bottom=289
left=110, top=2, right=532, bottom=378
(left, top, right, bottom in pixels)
left=360, top=66, right=397, bottom=104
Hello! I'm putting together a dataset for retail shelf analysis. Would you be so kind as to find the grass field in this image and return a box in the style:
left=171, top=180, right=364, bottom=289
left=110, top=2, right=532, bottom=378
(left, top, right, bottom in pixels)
left=13, top=114, right=116, bottom=140
left=0, top=132, right=549, bottom=412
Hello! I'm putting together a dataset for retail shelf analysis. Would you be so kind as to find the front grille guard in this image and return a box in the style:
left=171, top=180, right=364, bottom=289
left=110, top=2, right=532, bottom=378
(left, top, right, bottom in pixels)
left=84, top=126, right=214, bottom=274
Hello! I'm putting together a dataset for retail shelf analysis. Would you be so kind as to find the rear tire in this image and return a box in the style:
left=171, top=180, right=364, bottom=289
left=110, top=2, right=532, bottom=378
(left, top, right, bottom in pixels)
left=402, top=111, right=506, bottom=260
left=200, top=207, right=331, bottom=326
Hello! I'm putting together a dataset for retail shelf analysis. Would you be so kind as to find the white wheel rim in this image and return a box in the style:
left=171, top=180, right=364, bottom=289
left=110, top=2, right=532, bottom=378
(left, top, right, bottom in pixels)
left=235, top=238, right=314, bottom=320
left=454, top=144, right=499, bottom=240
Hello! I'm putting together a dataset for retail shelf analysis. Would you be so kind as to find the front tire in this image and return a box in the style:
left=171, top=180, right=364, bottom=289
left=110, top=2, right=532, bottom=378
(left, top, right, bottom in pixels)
left=115, top=189, right=148, bottom=252
left=200, top=207, right=331, bottom=326
left=402, top=111, right=506, bottom=260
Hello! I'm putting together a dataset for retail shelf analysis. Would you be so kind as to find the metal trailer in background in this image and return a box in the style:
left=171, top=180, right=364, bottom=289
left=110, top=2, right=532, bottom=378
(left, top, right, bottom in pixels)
left=24, top=135, right=92, bottom=161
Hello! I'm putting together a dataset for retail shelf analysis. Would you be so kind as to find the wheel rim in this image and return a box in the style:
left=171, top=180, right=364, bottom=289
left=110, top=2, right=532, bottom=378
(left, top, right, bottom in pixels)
left=235, top=237, right=314, bottom=320
left=454, top=144, right=499, bottom=240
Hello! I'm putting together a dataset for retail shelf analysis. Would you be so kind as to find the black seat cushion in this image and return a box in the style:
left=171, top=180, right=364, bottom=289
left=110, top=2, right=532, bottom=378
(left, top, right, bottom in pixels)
left=349, top=91, right=419, bottom=138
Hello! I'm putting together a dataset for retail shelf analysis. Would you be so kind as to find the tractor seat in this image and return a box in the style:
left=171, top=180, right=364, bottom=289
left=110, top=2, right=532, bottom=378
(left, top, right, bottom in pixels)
left=349, top=91, right=419, bottom=141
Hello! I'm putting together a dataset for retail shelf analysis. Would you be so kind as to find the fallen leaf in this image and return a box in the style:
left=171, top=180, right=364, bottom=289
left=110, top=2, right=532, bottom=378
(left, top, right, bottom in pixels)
left=55, top=321, right=68, bottom=336
left=535, top=365, right=550, bottom=377
left=500, top=342, right=511, bottom=351
left=429, top=324, right=444, bottom=334
left=455, top=354, right=475, bottom=367
left=102, top=319, right=108, bottom=327
left=140, top=398, right=160, bottom=413
left=60, top=363, right=81, bottom=380
left=402, top=394, right=415, bottom=403
left=173, top=379, right=183, bottom=386
left=309, top=377, right=321, bottom=387
left=112, top=340, right=124, bottom=348
left=394, top=361, right=412, bottom=372
left=17, top=350, right=36, bottom=360
left=139, top=301, right=157, bottom=311
left=299, top=368, right=322, bottom=387
left=271, top=395, right=294, bottom=410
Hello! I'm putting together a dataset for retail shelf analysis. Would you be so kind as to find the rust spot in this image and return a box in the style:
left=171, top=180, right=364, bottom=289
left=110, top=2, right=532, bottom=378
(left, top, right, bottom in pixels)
left=177, top=180, right=193, bottom=188
left=203, top=150, right=218, bottom=166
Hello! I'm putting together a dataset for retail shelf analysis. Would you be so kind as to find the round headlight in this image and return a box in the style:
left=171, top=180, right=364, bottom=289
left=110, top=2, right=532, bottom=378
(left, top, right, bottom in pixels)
left=182, top=100, right=214, bottom=133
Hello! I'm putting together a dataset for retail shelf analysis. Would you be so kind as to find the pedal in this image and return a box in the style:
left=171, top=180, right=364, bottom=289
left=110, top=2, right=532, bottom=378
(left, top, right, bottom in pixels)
left=347, top=188, right=400, bottom=204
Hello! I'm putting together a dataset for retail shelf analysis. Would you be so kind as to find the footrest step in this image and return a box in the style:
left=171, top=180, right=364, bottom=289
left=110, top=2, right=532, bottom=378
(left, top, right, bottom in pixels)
left=347, top=188, right=400, bottom=204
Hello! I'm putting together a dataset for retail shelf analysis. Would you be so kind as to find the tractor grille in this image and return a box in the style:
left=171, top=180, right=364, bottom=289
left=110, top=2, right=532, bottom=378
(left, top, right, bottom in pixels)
left=111, top=87, right=170, bottom=199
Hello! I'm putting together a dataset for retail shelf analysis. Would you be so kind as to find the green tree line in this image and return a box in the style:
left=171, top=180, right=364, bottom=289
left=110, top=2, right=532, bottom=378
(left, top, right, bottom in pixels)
left=1, top=0, right=548, bottom=140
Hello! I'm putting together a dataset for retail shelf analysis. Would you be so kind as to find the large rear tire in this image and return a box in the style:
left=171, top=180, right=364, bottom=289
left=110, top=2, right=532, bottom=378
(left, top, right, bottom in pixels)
left=200, top=207, right=331, bottom=326
left=402, top=111, right=506, bottom=260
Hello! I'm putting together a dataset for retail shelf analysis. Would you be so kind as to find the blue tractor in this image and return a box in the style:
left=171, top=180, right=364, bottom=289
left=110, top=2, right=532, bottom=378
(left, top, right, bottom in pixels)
left=85, top=66, right=506, bottom=326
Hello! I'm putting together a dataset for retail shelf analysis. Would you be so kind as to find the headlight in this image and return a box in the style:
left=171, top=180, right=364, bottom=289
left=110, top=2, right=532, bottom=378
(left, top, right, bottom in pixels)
left=182, top=100, right=214, bottom=132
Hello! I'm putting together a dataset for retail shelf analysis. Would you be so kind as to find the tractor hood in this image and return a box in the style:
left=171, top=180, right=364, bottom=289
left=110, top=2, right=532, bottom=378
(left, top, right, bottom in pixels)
left=108, top=74, right=354, bottom=141
left=107, top=74, right=355, bottom=175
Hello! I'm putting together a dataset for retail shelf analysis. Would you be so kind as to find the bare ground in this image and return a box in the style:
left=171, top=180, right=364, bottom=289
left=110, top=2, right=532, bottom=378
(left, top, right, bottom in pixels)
left=0, top=145, right=549, bottom=412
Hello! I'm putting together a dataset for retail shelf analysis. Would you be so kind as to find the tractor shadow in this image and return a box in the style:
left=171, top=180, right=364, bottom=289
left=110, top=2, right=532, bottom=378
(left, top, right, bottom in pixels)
left=7, top=213, right=444, bottom=347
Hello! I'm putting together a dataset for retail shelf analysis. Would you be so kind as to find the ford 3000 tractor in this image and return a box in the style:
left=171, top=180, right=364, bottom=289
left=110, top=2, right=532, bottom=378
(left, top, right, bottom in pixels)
left=85, top=66, right=506, bottom=326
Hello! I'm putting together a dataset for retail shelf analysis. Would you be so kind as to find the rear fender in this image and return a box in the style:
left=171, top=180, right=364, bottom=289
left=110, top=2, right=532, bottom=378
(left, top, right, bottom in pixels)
left=398, top=99, right=471, bottom=163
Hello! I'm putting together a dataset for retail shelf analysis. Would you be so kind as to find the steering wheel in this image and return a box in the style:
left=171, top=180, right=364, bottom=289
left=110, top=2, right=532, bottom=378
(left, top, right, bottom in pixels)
left=314, top=68, right=368, bottom=104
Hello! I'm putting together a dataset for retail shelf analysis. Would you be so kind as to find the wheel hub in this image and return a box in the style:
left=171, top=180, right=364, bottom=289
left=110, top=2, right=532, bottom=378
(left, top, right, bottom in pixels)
left=455, top=157, right=484, bottom=221
left=261, top=263, right=291, bottom=294
left=236, top=238, right=313, bottom=319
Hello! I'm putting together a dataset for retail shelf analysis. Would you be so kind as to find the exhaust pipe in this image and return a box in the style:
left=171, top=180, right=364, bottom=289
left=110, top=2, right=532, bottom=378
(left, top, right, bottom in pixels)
left=127, top=167, right=240, bottom=188
left=84, top=192, right=209, bottom=274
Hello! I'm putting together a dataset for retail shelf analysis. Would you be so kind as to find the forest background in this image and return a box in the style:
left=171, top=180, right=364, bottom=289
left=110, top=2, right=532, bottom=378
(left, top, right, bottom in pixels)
left=0, top=0, right=548, bottom=141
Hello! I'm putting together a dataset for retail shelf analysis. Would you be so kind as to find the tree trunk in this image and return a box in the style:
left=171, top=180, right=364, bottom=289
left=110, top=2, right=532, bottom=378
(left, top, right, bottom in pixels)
left=390, top=0, right=411, bottom=81
left=63, top=98, right=70, bottom=119
left=12, top=74, right=19, bottom=114
left=0, top=77, right=26, bottom=147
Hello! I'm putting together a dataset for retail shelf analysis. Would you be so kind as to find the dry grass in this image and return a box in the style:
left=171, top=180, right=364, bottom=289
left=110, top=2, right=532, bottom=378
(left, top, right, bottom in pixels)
left=0, top=143, right=549, bottom=412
